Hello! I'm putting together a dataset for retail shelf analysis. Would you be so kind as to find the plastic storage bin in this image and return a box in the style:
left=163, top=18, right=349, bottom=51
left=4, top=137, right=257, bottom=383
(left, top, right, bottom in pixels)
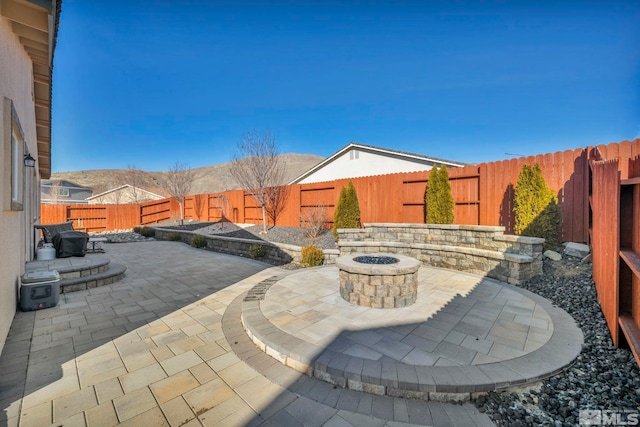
left=20, top=270, right=60, bottom=311
left=36, top=243, right=56, bottom=260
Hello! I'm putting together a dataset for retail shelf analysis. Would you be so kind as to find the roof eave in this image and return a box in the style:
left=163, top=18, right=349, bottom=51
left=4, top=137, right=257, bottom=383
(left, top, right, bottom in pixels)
left=2, top=0, right=61, bottom=179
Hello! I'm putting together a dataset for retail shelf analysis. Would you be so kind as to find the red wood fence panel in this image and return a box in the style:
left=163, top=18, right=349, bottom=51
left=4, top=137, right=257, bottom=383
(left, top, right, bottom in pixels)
left=590, top=158, right=621, bottom=345
left=39, top=139, right=640, bottom=247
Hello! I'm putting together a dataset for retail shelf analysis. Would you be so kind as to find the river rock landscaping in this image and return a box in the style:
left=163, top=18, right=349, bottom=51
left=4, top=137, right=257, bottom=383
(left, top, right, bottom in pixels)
left=474, top=255, right=640, bottom=426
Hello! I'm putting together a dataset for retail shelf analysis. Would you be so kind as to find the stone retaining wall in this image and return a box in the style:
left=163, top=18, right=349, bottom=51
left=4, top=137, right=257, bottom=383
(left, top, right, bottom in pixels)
left=154, top=228, right=339, bottom=265
left=338, top=223, right=544, bottom=284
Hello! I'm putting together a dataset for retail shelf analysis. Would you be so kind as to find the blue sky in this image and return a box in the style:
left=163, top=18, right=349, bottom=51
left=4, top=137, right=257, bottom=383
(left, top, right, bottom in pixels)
left=51, top=1, right=640, bottom=172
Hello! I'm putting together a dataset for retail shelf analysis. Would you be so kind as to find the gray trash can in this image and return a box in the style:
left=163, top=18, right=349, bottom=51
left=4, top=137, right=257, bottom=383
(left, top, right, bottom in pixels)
left=20, top=270, right=60, bottom=311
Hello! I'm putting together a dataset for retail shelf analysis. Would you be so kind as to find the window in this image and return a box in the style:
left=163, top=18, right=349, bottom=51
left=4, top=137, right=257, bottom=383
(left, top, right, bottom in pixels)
left=4, top=99, right=25, bottom=211
left=349, top=150, right=359, bottom=160
left=57, top=188, right=69, bottom=197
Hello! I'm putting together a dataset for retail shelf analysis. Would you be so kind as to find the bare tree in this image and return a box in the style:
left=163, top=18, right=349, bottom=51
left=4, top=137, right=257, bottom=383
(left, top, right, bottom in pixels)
left=47, top=181, right=63, bottom=204
left=163, top=162, right=194, bottom=223
left=109, top=182, right=124, bottom=204
left=301, top=205, right=329, bottom=239
left=230, top=129, right=287, bottom=234
left=123, top=164, right=147, bottom=203
left=265, top=185, right=290, bottom=226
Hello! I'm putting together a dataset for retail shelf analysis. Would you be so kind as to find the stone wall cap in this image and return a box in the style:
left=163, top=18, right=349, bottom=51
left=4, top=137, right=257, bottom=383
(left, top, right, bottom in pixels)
left=494, top=234, right=545, bottom=244
left=362, top=223, right=505, bottom=232
left=338, top=241, right=383, bottom=248
left=323, top=249, right=340, bottom=255
left=336, top=253, right=420, bottom=275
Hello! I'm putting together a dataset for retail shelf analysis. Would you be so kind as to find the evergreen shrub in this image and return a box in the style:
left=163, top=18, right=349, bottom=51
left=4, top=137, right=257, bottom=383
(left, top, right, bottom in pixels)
left=514, top=164, right=561, bottom=249
left=332, top=181, right=361, bottom=240
left=167, top=231, right=181, bottom=241
left=140, top=226, right=155, bottom=238
left=301, top=244, right=324, bottom=267
left=191, top=234, right=207, bottom=248
left=249, top=243, right=266, bottom=259
left=425, top=166, right=455, bottom=224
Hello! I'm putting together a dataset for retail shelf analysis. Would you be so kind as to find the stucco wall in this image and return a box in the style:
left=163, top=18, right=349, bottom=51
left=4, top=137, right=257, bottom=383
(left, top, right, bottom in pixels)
left=0, top=15, right=40, bottom=354
left=299, top=147, right=435, bottom=184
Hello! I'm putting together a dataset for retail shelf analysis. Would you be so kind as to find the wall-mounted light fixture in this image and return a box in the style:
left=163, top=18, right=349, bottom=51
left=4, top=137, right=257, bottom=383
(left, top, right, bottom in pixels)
left=24, top=154, right=36, bottom=168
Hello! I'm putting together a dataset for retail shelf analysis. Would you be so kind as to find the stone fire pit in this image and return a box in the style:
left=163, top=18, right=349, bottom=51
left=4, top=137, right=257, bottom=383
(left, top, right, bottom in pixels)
left=336, top=253, right=420, bottom=308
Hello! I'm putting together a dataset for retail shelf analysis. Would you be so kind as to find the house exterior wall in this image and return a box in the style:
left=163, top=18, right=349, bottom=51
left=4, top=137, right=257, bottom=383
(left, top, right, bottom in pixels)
left=41, top=181, right=92, bottom=204
left=88, top=187, right=163, bottom=204
left=298, top=147, right=436, bottom=184
left=0, top=15, right=40, bottom=354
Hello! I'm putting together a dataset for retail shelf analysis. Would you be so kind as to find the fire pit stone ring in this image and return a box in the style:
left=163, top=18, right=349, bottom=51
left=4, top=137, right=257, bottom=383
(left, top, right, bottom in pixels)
left=336, top=253, right=420, bottom=308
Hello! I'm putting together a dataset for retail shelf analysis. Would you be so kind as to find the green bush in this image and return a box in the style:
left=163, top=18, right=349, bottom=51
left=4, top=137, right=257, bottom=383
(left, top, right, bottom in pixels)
left=301, top=244, right=324, bottom=267
left=167, top=231, right=181, bottom=241
left=332, top=181, right=361, bottom=240
left=514, top=164, right=561, bottom=249
left=140, top=226, right=155, bottom=238
left=249, top=243, right=266, bottom=259
left=132, top=226, right=142, bottom=234
left=425, top=165, right=455, bottom=224
left=191, top=234, right=207, bottom=248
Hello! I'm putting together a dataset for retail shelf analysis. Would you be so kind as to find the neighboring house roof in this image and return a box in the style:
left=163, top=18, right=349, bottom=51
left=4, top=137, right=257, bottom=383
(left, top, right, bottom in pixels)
left=2, top=0, right=61, bottom=179
left=41, top=180, right=92, bottom=204
left=86, top=184, right=165, bottom=201
left=289, top=142, right=468, bottom=184
left=41, top=179, right=91, bottom=190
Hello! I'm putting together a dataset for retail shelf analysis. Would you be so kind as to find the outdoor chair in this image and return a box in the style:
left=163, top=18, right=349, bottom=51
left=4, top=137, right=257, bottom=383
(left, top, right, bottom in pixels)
left=35, top=221, right=89, bottom=258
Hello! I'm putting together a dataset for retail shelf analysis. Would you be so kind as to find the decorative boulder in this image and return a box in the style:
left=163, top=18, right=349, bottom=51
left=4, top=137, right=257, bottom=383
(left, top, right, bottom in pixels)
left=544, top=250, right=562, bottom=261
left=564, top=242, right=590, bottom=258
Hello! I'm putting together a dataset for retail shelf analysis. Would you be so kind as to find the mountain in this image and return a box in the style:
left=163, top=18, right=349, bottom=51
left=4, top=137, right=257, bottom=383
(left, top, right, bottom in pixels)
left=49, top=153, right=324, bottom=195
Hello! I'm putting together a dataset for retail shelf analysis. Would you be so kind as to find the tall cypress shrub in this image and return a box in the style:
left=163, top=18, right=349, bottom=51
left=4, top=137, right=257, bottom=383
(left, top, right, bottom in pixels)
left=514, top=164, right=561, bottom=249
left=332, top=181, right=361, bottom=240
left=425, top=166, right=455, bottom=224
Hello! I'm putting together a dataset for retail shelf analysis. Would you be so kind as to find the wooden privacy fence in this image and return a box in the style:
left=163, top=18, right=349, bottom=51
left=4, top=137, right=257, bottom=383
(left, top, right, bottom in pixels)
left=589, top=140, right=640, bottom=365
left=40, top=198, right=179, bottom=232
left=41, top=139, right=637, bottom=246
left=179, top=148, right=591, bottom=243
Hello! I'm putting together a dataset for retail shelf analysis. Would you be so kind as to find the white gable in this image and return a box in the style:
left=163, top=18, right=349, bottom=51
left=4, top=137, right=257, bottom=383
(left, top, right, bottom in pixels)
left=291, top=143, right=466, bottom=184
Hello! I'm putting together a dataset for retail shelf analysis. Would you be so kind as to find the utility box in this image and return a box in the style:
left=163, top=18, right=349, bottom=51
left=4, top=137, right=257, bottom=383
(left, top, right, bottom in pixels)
left=20, top=270, right=60, bottom=311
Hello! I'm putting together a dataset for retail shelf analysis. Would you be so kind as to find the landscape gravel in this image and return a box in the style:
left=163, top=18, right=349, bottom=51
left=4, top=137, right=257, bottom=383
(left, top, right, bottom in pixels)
left=159, top=221, right=337, bottom=250
left=474, top=255, right=640, bottom=426
left=88, top=229, right=155, bottom=243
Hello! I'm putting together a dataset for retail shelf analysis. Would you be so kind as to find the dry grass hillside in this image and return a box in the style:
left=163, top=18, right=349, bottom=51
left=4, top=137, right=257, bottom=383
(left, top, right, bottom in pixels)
left=50, top=154, right=323, bottom=196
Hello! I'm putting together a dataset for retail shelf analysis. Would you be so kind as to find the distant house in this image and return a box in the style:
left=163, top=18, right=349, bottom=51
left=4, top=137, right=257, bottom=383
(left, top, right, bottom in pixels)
left=41, top=180, right=93, bottom=204
left=289, top=142, right=467, bottom=184
left=1, top=1, right=61, bottom=354
left=87, top=184, right=165, bottom=204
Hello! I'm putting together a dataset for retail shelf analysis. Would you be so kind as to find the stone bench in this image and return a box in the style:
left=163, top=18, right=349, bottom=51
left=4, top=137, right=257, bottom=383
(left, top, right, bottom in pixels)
left=338, top=223, right=544, bottom=284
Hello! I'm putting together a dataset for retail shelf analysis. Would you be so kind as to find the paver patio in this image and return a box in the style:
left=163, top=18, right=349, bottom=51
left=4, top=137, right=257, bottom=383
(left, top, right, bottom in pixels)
left=1, top=240, right=505, bottom=426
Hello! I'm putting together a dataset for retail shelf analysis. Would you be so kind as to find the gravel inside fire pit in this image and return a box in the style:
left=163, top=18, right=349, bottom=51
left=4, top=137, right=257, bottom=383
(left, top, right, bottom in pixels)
left=354, top=255, right=399, bottom=264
